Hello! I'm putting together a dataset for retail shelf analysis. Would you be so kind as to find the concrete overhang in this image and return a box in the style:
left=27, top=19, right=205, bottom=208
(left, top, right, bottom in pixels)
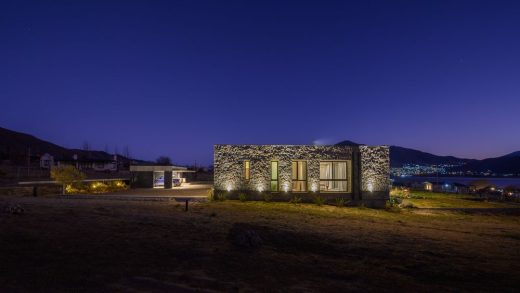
left=129, top=165, right=193, bottom=172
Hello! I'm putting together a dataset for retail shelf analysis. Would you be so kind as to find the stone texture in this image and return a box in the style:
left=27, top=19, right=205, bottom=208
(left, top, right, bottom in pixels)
left=214, top=145, right=353, bottom=192
left=214, top=144, right=390, bottom=208
left=359, top=146, right=390, bottom=208
left=359, top=146, right=390, bottom=192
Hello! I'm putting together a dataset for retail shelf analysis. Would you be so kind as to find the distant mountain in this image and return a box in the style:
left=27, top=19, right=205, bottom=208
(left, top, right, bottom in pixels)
left=337, top=140, right=471, bottom=167
left=336, top=139, right=520, bottom=174
left=388, top=146, right=472, bottom=168
left=457, top=154, right=520, bottom=174
left=336, top=140, right=360, bottom=147
left=503, top=151, right=520, bottom=158
left=0, top=126, right=130, bottom=163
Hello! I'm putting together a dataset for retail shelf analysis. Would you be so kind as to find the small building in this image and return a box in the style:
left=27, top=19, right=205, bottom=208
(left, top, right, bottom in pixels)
left=56, top=158, right=118, bottom=172
left=423, top=181, right=433, bottom=191
left=214, top=144, right=390, bottom=208
left=40, top=153, right=54, bottom=169
left=129, top=165, right=193, bottom=188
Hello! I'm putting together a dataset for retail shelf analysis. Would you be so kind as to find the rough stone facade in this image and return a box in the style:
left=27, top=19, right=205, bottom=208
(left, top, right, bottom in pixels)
left=214, top=144, right=390, bottom=208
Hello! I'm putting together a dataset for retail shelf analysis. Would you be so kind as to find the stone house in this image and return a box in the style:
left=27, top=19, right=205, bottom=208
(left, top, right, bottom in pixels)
left=214, top=145, right=390, bottom=208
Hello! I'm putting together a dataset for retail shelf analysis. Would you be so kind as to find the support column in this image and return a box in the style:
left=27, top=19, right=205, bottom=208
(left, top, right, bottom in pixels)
left=164, top=171, right=172, bottom=189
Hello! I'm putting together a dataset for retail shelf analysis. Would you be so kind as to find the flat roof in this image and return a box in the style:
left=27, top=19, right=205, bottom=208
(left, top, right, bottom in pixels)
left=129, top=165, right=190, bottom=172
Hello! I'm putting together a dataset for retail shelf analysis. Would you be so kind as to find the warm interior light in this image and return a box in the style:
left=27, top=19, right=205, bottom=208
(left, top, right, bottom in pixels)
left=311, top=184, right=317, bottom=192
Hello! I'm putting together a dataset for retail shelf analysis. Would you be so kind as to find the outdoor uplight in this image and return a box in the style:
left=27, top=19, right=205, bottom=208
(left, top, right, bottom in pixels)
left=311, top=184, right=317, bottom=192
left=283, top=183, right=289, bottom=192
left=226, top=184, right=232, bottom=192
left=257, top=186, right=263, bottom=193
left=367, top=182, right=374, bottom=192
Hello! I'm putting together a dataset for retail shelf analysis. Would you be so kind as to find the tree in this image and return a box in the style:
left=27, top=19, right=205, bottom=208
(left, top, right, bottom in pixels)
left=156, top=156, right=172, bottom=166
left=51, top=166, right=86, bottom=195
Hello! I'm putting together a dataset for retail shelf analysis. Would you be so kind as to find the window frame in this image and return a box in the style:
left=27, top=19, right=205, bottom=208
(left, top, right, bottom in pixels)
left=243, top=160, right=250, bottom=181
left=291, top=160, right=308, bottom=192
left=270, top=160, right=279, bottom=192
left=319, top=160, right=351, bottom=193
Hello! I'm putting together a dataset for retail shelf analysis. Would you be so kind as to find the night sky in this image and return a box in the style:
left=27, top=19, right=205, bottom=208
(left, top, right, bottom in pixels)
left=1, top=0, right=520, bottom=166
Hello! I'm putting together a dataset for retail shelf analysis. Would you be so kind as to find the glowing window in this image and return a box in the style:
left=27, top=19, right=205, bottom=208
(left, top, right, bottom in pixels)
left=291, top=161, right=307, bottom=192
left=271, top=161, right=278, bottom=192
left=319, top=161, right=351, bottom=193
left=244, top=161, right=250, bottom=180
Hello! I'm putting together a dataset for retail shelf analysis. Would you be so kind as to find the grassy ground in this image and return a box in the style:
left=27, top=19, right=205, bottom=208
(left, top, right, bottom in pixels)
left=1, top=194, right=519, bottom=292
left=391, top=190, right=519, bottom=208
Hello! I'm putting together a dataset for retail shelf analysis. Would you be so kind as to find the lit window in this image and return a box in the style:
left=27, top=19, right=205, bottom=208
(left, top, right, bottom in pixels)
left=244, top=161, right=250, bottom=180
left=270, top=161, right=278, bottom=192
left=319, top=161, right=351, bottom=192
left=292, top=161, right=307, bottom=192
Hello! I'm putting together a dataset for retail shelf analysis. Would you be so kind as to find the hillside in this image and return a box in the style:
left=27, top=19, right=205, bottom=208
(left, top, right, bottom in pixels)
left=0, top=127, right=126, bottom=163
left=336, top=139, right=520, bottom=174
left=336, top=140, right=471, bottom=167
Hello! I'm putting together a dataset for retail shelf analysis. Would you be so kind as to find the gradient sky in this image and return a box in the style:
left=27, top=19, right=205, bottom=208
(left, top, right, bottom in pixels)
left=1, top=0, right=520, bottom=165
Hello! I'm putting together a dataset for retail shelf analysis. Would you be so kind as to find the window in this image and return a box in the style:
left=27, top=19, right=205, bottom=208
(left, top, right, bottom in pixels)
left=244, top=161, right=250, bottom=180
left=270, top=161, right=278, bottom=192
left=320, top=161, right=351, bottom=192
left=292, top=161, right=307, bottom=192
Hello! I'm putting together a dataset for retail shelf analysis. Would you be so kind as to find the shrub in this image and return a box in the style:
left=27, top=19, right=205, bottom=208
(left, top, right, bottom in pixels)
left=51, top=166, right=86, bottom=195
left=335, top=197, right=346, bottom=207
left=88, top=181, right=109, bottom=193
left=238, top=193, right=247, bottom=202
left=314, top=195, right=325, bottom=206
left=207, top=188, right=215, bottom=201
left=216, top=191, right=227, bottom=201
left=290, top=195, right=302, bottom=204
left=399, top=200, right=415, bottom=209
left=108, top=180, right=127, bottom=191
left=387, top=197, right=399, bottom=207
left=263, top=193, right=273, bottom=202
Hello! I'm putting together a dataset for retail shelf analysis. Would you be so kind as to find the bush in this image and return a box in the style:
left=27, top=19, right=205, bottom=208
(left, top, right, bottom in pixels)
left=51, top=166, right=86, bottom=195
left=399, top=200, right=415, bottom=209
left=314, top=195, right=325, bottom=206
left=238, top=193, right=247, bottom=202
left=387, top=196, right=399, bottom=207
left=216, top=191, right=227, bottom=201
left=262, top=193, right=273, bottom=202
left=207, top=188, right=215, bottom=201
left=290, top=195, right=302, bottom=204
left=335, top=197, right=346, bottom=207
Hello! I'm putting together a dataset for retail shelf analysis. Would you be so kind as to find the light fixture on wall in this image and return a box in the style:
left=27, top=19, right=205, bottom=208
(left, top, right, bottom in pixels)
left=367, top=182, right=373, bottom=192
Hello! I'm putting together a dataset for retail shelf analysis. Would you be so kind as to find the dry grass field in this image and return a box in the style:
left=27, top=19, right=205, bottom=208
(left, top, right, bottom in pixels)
left=1, top=194, right=519, bottom=292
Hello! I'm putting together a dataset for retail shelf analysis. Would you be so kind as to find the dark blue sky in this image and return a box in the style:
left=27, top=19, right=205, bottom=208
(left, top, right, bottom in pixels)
left=1, top=0, right=520, bottom=165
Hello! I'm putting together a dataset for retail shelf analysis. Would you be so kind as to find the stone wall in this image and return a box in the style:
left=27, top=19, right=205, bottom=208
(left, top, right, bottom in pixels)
left=214, top=144, right=390, bottom=208
left=359, top=145, right=390, bottom=208
left=214, top=145, right=353, bottom=192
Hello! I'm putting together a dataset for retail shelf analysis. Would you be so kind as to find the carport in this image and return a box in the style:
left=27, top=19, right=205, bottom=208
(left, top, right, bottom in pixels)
left=129, top=165, right=194, bottom=189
